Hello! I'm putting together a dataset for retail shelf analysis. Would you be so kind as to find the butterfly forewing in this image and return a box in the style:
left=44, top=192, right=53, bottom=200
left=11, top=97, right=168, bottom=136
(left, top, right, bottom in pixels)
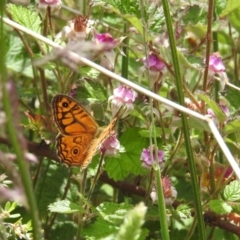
left=51, top=94, right=98, bottom=136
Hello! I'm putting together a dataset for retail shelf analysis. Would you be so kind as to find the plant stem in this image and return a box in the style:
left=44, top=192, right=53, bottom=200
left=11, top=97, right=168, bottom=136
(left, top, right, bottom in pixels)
left=161, top=0, right=206, bottom=238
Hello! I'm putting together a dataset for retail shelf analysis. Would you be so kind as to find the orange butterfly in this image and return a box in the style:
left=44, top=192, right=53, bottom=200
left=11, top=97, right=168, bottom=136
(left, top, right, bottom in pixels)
left=51, top=94, right=118, bottom=168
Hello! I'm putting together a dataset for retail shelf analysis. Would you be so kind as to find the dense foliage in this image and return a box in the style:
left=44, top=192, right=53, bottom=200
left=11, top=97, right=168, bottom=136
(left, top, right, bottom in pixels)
left=1, top=0, right=240, bottom=239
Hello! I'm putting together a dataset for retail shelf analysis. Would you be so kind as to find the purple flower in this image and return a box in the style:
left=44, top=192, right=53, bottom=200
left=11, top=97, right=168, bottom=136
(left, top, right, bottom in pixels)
left=109, top=85, right=137, bottom=118
left=143, top=53, right=165, bottom=71
left=140, top=145, right=165, bottom=169
left=100, top=133, right=120, bottom=156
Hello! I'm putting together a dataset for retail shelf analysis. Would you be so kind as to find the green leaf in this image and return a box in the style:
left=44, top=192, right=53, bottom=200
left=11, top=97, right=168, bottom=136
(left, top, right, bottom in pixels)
left=84, top=80, right=108, bottom=102
left=49, top=221, right=77, bottom=240
left=138, top=127, right=163, bottom=138
left=115, top=202, right=147, bottom=240
left=182, top=5, right=207, bottom=24
left=185, top=23, right=207, bottom=39
left=124, top=15, right=143, bottom=36
left=105, top=128, right=148, bottom=181
left=48, top=200, right=83, bottom=214
left=83, top=216, right=118, bottom=239
left=215, top=0, right=228, bottom=15
left=224, top=119, right=240, bottom=135
left=226, top=87, right=240, bottom=109
left=209, top=199, right=232, bottom=214
left=98, top=0, right=141, bottom=17
left=223, top=180, right=240, bottom=201
left=7, top=4, right=41, bottom=33
left=35, top=164, right=69, bottom=215
left=228, top=8, right=240, bottom=33
left=198, top=93, right=226, bottom=122
left=79, top=67, right=100, bottom=79
left=5, top=201, right=17, bottom=213
left=176, top=204, right=192, bottom=219
left=97, top=202, right=133, bottom=225
left=149, top=6, right=165, bottom=34
left=220, top=0, right=240, bottom=17
left=218, top=31, right=234, bottom=46
left=171, top=115, right=211, bottom=132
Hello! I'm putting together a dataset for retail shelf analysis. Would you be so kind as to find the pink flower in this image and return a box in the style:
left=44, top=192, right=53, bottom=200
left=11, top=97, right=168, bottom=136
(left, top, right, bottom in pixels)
left=100, top=133, right=120, bottom=156
left=139, top=53, right=166, bottom=88
left=206, top=108, right=219, bottom=125
left=57, top=16, right=93, bottom=43
left=37, top=0, right=61, bottom=15
left=219, top=103, right=229, bottom=116
left=113, top=85, right=137, bottom=103
left=109, top=85, right=137, bottom=118
left=140, top=145, right=165, bottom=169
left=95, top=32, right=124, bottom=51
left=96, top=33, right=115, bottom=43
left=204, top=53, right=229, bottom=90
left=207, top=109, right=216, bottom=118
left=150, top=177, right=177, bottom=205
left=208, top=53, right=225, bottom=74
left=143, top=53, right=165, bottom=71
left=93, top=32, right=125, bottom=70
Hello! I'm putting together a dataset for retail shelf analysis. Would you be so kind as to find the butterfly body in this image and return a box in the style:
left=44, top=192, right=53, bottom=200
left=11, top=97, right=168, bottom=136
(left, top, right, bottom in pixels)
left=51, top=94, right=118, bottom=168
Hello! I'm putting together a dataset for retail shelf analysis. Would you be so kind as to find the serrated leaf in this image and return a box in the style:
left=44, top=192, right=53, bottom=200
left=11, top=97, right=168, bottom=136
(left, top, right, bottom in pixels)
left=223, top=180, right=240, bottom=201
left=176, top=204, right=192, bottom=219
left=48, top=200, right=83, bottom=213
left=149, top=6, right=165, bottom=34
left=99, top=0, right=141, bottom=17
left=209, top=199, right=232, bottom=214
left=97, top=202, right=133, bottom=225
left=79, top=67, right=100, bottom=79
left=84, top=80, right=108, bottom=102
left=105, top=128, right=148, bottom=181
left=7, top=4, right=41, bottom=33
